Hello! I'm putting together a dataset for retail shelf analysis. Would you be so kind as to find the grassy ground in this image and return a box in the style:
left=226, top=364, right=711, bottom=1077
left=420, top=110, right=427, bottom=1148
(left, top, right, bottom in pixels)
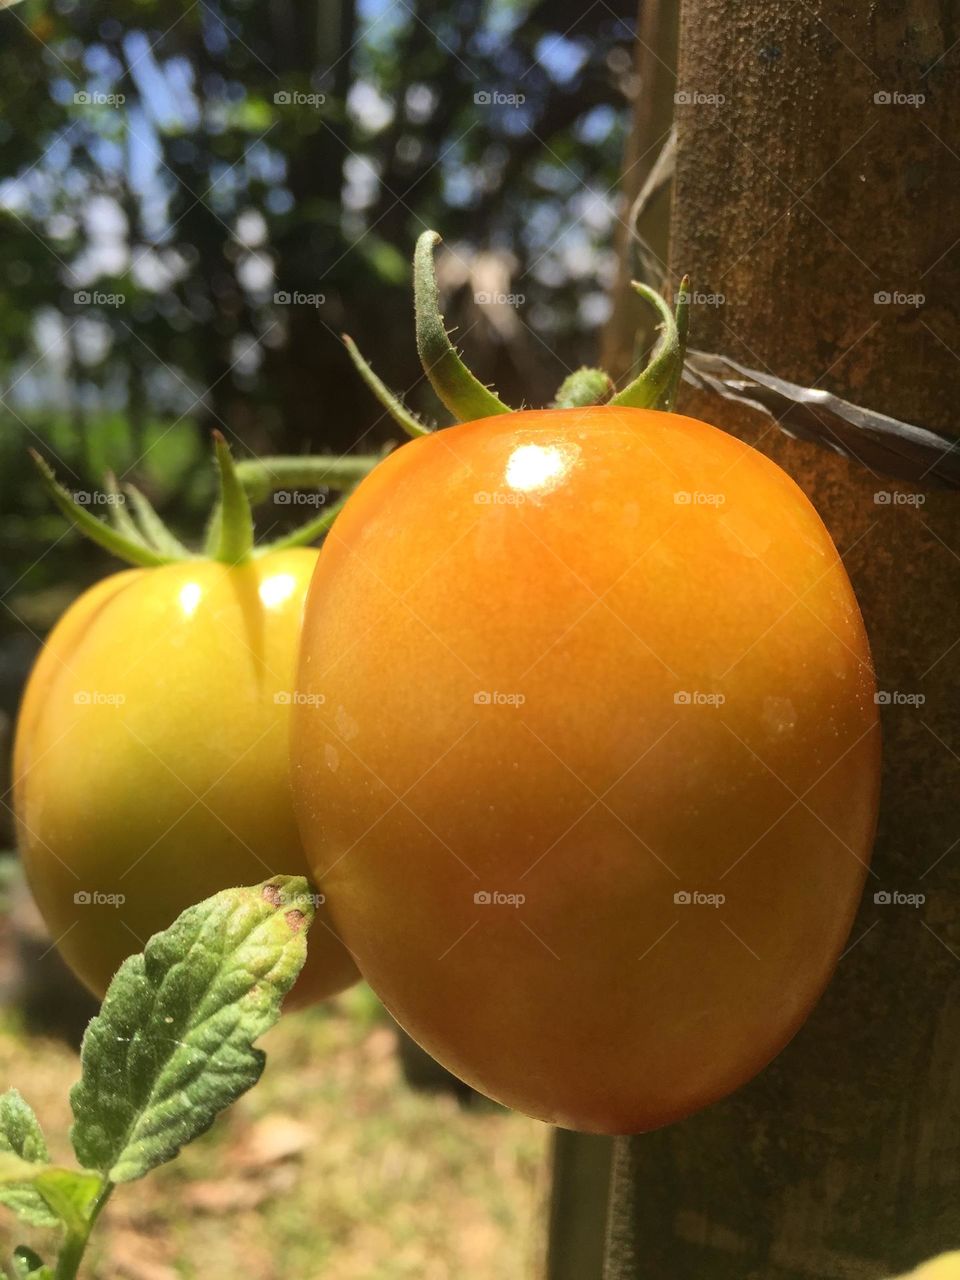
left=0, top=985, right=548, bottom=1279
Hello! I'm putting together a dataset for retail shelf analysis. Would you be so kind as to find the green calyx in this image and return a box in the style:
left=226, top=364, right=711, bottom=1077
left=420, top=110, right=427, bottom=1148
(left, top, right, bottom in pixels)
left=609, top=277, right=690, bottom=413
left=413, top=231, right=512, bottom=421
left=32, top=437, right=386, bottom=571
left=552, top=368, right=615, bottom=408
left=346, top=230, right=690, bottom=435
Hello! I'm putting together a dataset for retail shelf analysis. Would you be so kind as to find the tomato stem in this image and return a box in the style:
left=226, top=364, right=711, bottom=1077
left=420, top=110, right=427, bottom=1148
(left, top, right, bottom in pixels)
left=54, top=1181, right=113, bottom=1280
left=414, top=230, right=513, bottom=422
left=235, top=452, right=386, bottom=504
left=333, top=236, right=692, bottom=432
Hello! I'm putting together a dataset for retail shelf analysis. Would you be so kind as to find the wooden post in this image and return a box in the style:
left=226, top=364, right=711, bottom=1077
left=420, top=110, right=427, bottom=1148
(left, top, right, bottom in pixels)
left=603, top=2, right=960, bottom=1275
left=601, top=0, right=679, bottom=381
left=544, top=1131, right=613, bottom=1280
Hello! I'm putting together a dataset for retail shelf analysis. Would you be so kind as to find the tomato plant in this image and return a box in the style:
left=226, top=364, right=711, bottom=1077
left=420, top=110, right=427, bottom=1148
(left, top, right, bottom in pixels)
left=0, top=877, right=315, bottom=1280
left=290, top=234, right=881, bottom=1132
left=13, top=438, right=373, bottom=1009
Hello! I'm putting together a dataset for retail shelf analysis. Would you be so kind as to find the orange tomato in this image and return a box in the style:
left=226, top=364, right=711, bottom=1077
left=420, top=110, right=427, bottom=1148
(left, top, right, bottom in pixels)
left=291, top=406, right=880, bottom=1132
left=14, top=549, right=358, bottom=1009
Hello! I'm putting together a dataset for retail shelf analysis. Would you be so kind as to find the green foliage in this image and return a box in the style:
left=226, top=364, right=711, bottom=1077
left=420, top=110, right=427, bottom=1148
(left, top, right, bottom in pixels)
left=0, top=1099, right=57, bottom=1228
left=70, top=877, right=314, bottom=1184
left=30, top=1170, right=102, bottom=1238
left=0, top=877, right=315, bottom=1277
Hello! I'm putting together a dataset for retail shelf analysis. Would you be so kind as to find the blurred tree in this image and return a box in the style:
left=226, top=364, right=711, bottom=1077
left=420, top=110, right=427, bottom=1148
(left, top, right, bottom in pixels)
left=0, top=0, right=638, bottom=699
left=0, top=0, right=636, bottom=457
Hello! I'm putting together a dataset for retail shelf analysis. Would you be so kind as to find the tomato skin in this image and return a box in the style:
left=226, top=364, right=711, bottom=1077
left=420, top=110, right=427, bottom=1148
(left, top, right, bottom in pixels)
left=291, top=406, right=880, bottom=1133
left=901, top=1256, right=960, bottom=1280
left=14, top=548, right=358, bottom=1008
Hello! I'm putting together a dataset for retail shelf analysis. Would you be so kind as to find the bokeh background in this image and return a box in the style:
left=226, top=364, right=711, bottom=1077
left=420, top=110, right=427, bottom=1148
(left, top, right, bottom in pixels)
left=0, top=0, right=646, bottom=692
left=0, top=1, right=658, bottom=1274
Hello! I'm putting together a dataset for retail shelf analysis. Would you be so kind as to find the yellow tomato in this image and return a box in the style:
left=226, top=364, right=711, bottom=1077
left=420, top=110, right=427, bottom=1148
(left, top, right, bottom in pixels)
left=14, top=548, right=358, bottom=1008
left=893, top=1257, right=960, bottom=1280
left=291, top=406, right=881, bottom=1132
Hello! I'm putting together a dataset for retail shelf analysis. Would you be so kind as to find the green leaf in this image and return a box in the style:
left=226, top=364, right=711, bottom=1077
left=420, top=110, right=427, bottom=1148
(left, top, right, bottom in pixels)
left=70, top=876, right=315, bottom=1184
left=414, top=230, right=513, bottom=422
left=0, top=1095, right=57, bottom=1228
left=0, top=1093, right=48, bottom=1165
left=32, top=1170, right=102, bottom=1237
left=0, top=1153, right=43, bottom=1182
left=0, top=1156, right=100, bottom=1237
